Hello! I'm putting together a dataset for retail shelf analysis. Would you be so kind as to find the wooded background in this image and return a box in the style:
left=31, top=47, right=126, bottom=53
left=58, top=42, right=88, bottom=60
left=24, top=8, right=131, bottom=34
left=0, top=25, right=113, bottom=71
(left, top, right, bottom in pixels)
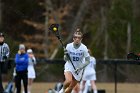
left=1, top=0, right=140, bottom=59
left=1, top=0, right=140, bottom=82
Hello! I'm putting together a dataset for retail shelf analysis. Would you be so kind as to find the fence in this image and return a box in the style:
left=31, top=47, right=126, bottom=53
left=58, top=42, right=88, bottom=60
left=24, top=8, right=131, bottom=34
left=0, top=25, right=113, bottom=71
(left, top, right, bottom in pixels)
left=7, top=59, right=140, bottom=93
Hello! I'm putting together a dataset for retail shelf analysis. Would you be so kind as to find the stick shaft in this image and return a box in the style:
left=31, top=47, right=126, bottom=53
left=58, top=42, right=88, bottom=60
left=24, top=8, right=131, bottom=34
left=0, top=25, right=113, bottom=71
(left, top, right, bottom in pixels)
left=57, top=37, right=78, bottom=74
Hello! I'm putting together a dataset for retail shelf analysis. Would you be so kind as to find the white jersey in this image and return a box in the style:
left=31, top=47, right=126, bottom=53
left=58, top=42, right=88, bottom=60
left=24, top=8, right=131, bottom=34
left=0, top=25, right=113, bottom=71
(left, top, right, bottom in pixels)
left=0, top=43, right=10, bottom=62
left=64, top=42, right=89, bottom=81
left=82, top=56, right=96, bottom=80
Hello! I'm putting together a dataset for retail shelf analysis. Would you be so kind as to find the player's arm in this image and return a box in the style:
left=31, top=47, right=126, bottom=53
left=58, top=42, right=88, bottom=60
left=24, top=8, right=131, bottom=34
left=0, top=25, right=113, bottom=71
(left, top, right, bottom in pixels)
left=75, top=46, right=90, bottom=73
left=79, top=56, right=90, bottom=70
left=63, top=44, right=70, bottom=62
left=3, top=44, right=10, bottom=60
left=75, top=56, right=90, bottom=73
left=5, top=44, right=10, bottom=58
left=32, top=56, right=37, bottom=65
left=92, top=57, right=96, bottom=69
left=64, top=54, right=68, bottom=61
left=79, top=46, right=90, bottom=69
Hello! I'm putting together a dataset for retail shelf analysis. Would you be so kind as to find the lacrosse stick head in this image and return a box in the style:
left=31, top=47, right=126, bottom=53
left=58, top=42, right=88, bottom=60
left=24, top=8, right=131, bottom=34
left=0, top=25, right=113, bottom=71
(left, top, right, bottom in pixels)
left=49, top=24, right=60, bottom=39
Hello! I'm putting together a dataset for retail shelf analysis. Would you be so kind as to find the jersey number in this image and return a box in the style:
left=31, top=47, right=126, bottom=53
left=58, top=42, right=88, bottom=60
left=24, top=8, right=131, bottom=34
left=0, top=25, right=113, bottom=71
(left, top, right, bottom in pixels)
left=73, top=57, right=79, bottom=61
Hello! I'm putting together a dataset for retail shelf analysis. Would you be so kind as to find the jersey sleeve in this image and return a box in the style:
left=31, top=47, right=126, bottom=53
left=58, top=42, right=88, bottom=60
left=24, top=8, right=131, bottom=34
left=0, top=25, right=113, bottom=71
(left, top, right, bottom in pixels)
left=64, top=44, right=70, bottom=62
left=33, top=56, right=37, bottom=64
left=83, top=46, right=90, bottom=57
left=65, top=44, right=69, bottom=50
left=4, top=43, right=10, bottom=58
left=91, top=57, right=96, bottom=65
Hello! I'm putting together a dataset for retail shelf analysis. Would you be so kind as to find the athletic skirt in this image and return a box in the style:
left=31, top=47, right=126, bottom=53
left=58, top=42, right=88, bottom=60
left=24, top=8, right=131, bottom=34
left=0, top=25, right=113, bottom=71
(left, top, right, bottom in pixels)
left=64, top=62, right=83, bottom=81
left=28, top=66, right=36, bottom=79
left=82, top=69, right=96, bottom=81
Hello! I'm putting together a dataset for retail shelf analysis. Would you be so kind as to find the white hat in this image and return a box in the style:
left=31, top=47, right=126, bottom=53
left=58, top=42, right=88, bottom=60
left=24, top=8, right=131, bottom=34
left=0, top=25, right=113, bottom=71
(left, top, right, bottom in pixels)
left=19, top=44, right=25, bottom=50
left=27, top=49, right=33, bottom=53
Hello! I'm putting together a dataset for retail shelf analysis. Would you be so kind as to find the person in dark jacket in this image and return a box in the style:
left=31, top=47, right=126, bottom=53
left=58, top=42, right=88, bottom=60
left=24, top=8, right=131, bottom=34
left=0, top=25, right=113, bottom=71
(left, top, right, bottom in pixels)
left=0, top=32, right=10, bottom=93
left=15, top=44, right=29, bottom=93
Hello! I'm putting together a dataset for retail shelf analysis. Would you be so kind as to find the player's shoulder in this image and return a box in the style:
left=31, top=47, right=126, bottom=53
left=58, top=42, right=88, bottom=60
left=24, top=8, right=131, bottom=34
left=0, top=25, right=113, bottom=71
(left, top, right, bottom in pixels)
left=3, top=43, right=9, bottom=47
left=66, top=42, right=73, bottom=49
left=66, top=42, right=73, bottom=47
left=80, top=43, right=88, bottom=49
left=67, top=42, right=73, bottom=45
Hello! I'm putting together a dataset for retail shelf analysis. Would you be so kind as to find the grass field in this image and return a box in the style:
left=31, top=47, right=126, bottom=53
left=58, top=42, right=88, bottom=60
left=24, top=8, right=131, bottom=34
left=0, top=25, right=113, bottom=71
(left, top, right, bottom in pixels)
left=4, top=82, right=140, bottom=93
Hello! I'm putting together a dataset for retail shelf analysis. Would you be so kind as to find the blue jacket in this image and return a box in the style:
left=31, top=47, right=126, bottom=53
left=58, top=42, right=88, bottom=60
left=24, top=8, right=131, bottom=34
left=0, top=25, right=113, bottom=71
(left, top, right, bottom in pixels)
left=15, top=53, right=29, bottom=72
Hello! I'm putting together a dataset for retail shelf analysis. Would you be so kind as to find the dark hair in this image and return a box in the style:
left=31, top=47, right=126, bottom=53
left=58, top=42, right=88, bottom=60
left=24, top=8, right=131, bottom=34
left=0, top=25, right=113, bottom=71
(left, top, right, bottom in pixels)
left=88, top=49, right=92, bottom=55
left=73, top=28, right=83, bottom=37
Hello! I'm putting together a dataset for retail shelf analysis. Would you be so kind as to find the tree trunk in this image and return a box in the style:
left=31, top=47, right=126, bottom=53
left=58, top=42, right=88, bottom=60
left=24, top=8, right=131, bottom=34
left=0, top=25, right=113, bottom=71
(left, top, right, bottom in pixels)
left=101, top=7, right=108, bottom=60
left=101, top=6, right=108, bottom=81
left=104, top=29, right=108, bottom=60
left=126, top=22, right=131, bottom=54
left=44, top=0, right=54, bottom=58
left=50, top=0, right=92, bottom=59
left=132, top=0, right=140, bottom=19
left=65, top=0, right=91, bottom=43
left=126, top=22, right=131, bottom=81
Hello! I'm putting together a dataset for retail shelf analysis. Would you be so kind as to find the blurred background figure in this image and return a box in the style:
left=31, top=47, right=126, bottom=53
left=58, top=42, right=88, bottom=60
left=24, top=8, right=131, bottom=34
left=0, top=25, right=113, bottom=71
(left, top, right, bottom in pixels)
left=15, top=44, right=29, bottom=93
left=80, top=49, right=97, bottom=93
left=27, top=49, right=36, bottom=93
left=0, top=32, right=10, bottom=93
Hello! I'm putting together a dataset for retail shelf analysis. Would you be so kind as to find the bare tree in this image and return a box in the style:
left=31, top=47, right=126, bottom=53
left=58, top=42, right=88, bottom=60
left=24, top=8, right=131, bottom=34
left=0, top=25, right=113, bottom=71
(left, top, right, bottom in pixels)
left=50, top=0, right=92, bottom=59
left=66, top=0, right=92, bottom=43
left=44, top=0, right=62, bottom=58
left=126, top=22, right=131, bottom=54
left=100, top=6, right=108, bottom=81
left=44, top=0, right=53, bottom=58
left=100, top=7, right=108, bottom=60
left=132, top=0, right=140, bottom=18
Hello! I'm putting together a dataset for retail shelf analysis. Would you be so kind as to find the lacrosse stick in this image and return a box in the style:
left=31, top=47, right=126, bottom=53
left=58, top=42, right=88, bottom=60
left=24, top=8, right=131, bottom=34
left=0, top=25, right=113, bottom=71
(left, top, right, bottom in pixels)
left=49, top=24, right=78, bottom=75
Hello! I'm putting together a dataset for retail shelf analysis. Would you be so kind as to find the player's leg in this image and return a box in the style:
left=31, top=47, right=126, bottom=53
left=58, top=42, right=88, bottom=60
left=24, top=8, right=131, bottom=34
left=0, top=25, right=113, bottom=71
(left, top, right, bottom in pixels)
left=28, top=66, right=36, bottom=93
left=22, top=72, right=28, bottom=93
left=63, top=71, right=73, bottom=91
left=59, top=71, right=72, bottom=93
left=78, top=81, right=83, bottom=93
left=72, top=83, right=80, bottom=93
left=82, top=80, right=87, bottom=93
left=28, top=78, right=33, bottom=93
left=65, top=81, right=77, bottom=93
left=0, top=63, right=4, bottom=93
left=65, top=78, right=78, bottom=93
left=15, top=74, right=22, bottom=93
left=90, top=80, right=97, bottom=93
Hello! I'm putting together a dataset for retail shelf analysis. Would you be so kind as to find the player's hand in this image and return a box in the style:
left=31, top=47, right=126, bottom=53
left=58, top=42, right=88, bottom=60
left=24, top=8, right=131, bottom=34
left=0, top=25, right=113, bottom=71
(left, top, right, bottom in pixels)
left=29, top=54, right=34, bottom=58
left=74, top=68, right=81, bottom=74
left=64, top=48, right=68, bottom=55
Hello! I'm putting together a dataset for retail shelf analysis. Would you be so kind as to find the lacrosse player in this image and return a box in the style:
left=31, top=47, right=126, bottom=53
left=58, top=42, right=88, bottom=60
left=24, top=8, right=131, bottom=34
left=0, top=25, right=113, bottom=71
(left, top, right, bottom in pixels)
left=27, top=49, right=36, bottom=93
left=80, top=49, right=97, bottom=93
left=59, top=29, right=90, bottom=93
